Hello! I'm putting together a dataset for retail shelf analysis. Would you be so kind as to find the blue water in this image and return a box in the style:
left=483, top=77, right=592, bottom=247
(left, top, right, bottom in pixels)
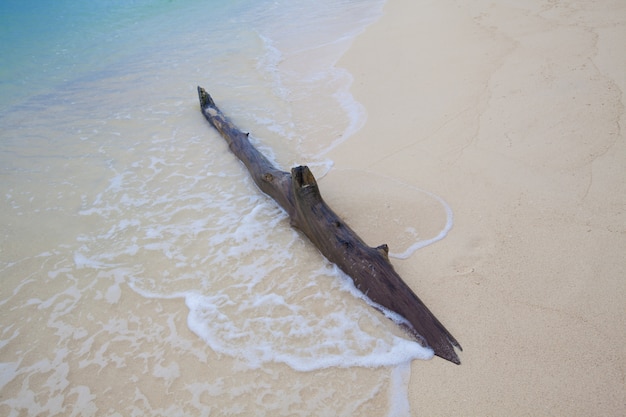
left=2, top=0, right=181, bottom=107
left=0, top=1, right=452, bottom=415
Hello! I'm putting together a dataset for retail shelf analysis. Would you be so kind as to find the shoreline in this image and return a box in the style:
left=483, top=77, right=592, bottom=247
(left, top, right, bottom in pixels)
left=334, top=0, right=625, bottom=415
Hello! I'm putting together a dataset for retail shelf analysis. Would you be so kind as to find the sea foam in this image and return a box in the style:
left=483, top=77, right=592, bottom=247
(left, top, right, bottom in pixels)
left=0, top=0, right=446, bottom=415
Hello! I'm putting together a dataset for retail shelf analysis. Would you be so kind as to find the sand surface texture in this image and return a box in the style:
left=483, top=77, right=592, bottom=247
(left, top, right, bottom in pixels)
left=332, top=0, right=626, bottom=415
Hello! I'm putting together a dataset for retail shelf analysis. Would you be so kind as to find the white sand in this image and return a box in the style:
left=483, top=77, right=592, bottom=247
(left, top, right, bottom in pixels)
left=334, top=0, right=626, bottom=414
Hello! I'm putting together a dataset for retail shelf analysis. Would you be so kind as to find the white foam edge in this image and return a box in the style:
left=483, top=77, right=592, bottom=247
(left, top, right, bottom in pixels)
left=186, top=287, right=433, bottom=372
left=318, top=69, right=368, bottom=157
left=128, top=272, right=433, bottom=372
left=331, top=264, right=435, bottom=360
left=387, top=361, right=412, bottom=417
left=319, top=168, right=455, bottom=259
left=388, top=188, right=454, bottom=259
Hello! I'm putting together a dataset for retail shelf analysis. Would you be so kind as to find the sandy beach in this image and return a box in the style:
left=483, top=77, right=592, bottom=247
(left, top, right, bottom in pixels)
left=1, top=0, right=623, bottom=414
left=333, top=0, right=626, bottom=415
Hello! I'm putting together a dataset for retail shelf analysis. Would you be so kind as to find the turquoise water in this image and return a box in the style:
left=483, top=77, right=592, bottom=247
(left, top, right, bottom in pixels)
left=2, top=0, right=190, bottom=108
left=0, top=1, right=453, bottom=415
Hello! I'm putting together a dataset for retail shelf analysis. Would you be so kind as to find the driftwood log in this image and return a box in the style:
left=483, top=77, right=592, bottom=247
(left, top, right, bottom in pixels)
left=197, top=87, right=462, bottom=364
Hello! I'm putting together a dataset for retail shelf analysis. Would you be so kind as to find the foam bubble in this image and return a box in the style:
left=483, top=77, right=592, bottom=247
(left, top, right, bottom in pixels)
left=105, top=284, right=121, bottom=304
left=74, top=252, right=117, bottom=270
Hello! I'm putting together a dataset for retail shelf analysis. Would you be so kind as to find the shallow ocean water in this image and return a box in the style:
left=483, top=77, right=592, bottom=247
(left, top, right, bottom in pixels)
left=1, top=1, right=452, bottom=415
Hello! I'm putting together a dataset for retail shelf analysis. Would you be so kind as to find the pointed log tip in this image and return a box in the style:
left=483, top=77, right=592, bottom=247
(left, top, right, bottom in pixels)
left=435, top=339, right=462, bottom=365
left=446, top=354, right=461, bottom=365
left=430, top=346, right=461, bottom=365
left=197, top=86, right=215, bottom=108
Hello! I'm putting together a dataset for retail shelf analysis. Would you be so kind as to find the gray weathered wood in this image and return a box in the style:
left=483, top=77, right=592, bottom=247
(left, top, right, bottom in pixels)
left=198, top=86, right=461, bottom=364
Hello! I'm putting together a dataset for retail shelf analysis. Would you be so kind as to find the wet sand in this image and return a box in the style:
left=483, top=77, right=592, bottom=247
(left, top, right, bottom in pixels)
left=334, top=0, right=626, bottom=415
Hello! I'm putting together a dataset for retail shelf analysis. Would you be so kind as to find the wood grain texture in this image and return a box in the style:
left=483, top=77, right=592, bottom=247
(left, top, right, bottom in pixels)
left=198, top=86, right=461, bottom=364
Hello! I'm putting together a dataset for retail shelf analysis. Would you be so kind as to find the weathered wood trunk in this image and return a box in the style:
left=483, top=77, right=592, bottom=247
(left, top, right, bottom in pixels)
left=197, top=87, right=462, bottom=364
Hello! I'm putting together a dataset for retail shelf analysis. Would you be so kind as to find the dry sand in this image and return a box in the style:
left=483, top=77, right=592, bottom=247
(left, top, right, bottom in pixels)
left=332, top=0, right=626, bottom=415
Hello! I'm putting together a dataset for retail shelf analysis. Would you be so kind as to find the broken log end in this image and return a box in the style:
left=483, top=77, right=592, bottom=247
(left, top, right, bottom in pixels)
left=292, top=165, right=317, bottom=189
left=290, top=166, right=324, bottom=214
